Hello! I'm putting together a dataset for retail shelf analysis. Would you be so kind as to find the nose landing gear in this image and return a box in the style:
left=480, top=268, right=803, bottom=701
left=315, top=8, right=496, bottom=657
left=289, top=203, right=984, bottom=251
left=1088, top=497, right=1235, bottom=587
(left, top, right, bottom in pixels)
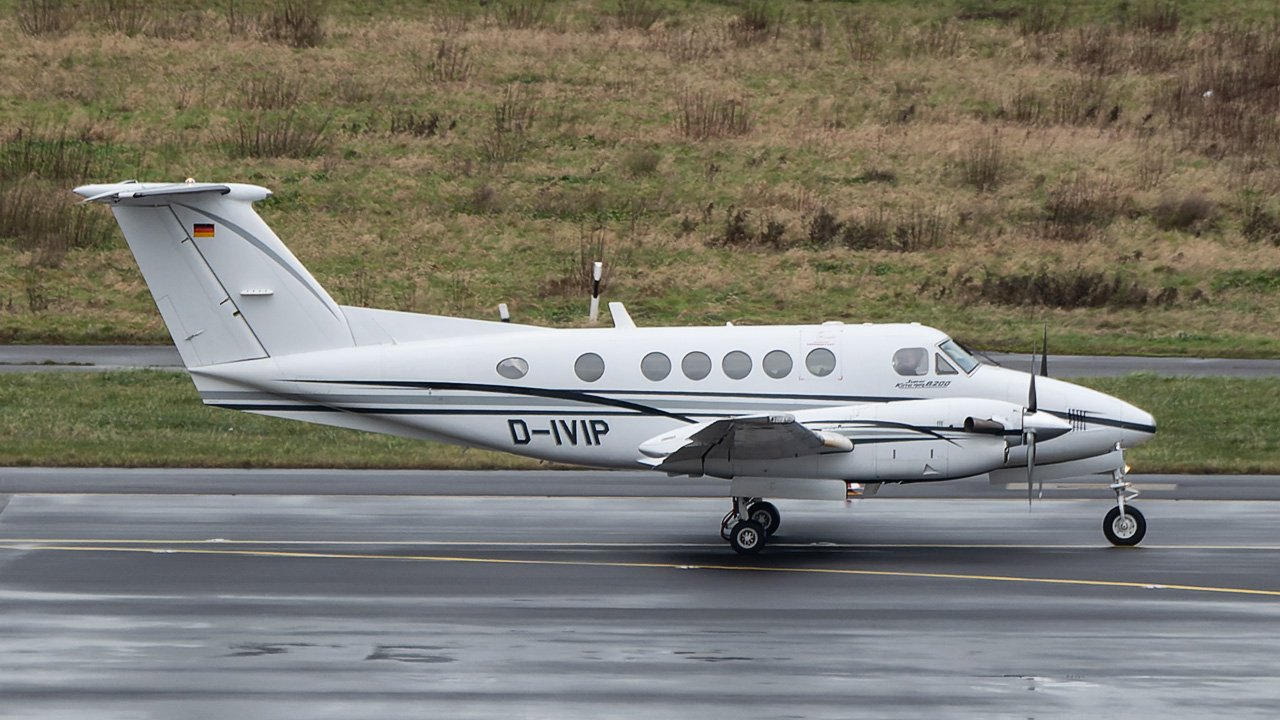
left=1104, top=471, right=1146, bottom=546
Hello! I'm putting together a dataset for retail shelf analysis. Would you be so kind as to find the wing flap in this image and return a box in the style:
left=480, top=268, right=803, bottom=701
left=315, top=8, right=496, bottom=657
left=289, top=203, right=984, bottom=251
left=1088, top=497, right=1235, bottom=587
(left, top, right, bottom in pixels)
left=639, top=413, right=847, bottom=474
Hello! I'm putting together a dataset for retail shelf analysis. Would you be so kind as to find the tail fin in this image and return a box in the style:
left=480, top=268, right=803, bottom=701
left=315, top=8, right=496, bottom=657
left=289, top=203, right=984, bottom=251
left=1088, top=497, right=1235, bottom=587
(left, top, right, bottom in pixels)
left=75, top=181, right=353, bottom=367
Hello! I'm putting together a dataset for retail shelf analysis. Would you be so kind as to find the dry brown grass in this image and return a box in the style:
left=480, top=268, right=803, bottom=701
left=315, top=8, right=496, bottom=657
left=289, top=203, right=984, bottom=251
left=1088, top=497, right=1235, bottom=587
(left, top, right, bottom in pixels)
left=2, top=3, right=1280, bottom=354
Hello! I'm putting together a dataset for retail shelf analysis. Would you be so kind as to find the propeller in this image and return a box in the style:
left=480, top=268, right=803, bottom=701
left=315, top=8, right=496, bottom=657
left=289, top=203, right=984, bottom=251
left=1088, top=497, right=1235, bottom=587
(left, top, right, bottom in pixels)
left=1025, top=344, right=1036, bottom=506
left=1040, top=323, right=1049, bottom=377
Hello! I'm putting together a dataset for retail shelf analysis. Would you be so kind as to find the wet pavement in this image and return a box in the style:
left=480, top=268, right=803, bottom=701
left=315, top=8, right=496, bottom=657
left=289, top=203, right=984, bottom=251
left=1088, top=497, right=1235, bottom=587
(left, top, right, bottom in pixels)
left=2, top=469, right=1279, bottom=718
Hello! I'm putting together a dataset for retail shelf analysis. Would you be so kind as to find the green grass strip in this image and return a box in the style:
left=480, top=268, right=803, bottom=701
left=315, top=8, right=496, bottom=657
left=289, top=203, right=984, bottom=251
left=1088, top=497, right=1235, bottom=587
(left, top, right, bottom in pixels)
left=0, top=370, right=1275, bottom=473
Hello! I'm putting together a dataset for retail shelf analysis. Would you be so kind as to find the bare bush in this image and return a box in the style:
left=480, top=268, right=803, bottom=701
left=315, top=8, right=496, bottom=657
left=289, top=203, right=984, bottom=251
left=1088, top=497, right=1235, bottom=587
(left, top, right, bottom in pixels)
left=543, top=227, right=609, bottom=296
left=1152, top=193, right=1215, bottom=233
left=261, top=0, right=326, bottom=49
left=902, top=21, right=964, bottom=59
left=1123, top=1, right=1180, bottom=35
left=16, top=0, right=76, bottom=36
left=729, top=2, right=781, bottom=47
left=1048, top=76, right=1111, bottom=126
left=1008, top=85, right=1043, bottom=125
left=0, top=181, right=117, bottom=267
left=1241, top=193, right=1280, bottom=245
left=842, top=13, right=882, bottom=63
left=804, top=206, right=948, bottom=252
left=497, top=0, right=551, bottom=30
left=417, top=40, right=472, bottom=83
left=242, top=72, right=302, bottom=111
left=230, top=110, right=331, bottom=158
left=1160, top=27, right=1280, bottom=157
left=961, top=267, right=1155, bottom=309
left=1041, top=174, right=1122, bottom=242
left=1069, top=25, right=1120, bottom=76
left=674, top=88, right=752, bottom=140
left=478, top=85, right=538, bottom=164
left=650, top=28, right=726, bottom=63
left=622, top=148, right=661, bottom=176
left=1019, top=5, right=1068, bottom=36
left=614, top=0, right=663, bottom=31
left=390, top=111, right=444, bottom=138
left=959, top=133, right=1005, bottom=192
left=0, top=130, right=120, bottom=183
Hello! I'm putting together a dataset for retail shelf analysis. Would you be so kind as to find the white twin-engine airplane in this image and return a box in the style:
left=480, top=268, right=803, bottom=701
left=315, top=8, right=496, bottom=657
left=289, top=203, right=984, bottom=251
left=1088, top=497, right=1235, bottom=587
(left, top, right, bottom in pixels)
left=76, top=180, right=1157, bottom=555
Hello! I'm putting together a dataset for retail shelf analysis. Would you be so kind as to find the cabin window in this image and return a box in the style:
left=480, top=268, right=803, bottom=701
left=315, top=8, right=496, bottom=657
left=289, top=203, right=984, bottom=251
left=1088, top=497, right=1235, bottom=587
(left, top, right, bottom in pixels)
left=682, top=351, right=712, bottom=380
left=496, top=357, right=529, bottom=379
left=939, top=338, right=980, bottom=373
left=641, top=352, right=672, bottom=381
left=936, top=353, right=958, bottom=375
left=762, top=350, right=793, bottom=379
left=574, top=352, right=605, bottom=382
left=805, top=347, right=836, bottom=377
left=892, top=347, right=929, bottom=376
left=722, top=351, right=752, bottom=380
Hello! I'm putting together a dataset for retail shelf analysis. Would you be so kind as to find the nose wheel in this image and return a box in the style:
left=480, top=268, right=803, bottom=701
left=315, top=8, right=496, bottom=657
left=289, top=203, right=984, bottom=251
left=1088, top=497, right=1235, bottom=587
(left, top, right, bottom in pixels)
left=721, top=497, right=780, bottom=555
left=1104, top=473, right=1146, bottom=546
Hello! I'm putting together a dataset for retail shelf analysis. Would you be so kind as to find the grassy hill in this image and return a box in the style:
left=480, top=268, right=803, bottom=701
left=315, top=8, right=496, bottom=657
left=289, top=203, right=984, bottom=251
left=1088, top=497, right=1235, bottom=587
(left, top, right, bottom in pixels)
left=4, top=0, right=1280, bottom=356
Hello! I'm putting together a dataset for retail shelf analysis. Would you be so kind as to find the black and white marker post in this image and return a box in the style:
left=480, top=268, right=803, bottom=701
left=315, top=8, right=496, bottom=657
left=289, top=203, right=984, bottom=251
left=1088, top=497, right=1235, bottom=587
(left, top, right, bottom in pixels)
left=588, top=261, right=602, bottom=324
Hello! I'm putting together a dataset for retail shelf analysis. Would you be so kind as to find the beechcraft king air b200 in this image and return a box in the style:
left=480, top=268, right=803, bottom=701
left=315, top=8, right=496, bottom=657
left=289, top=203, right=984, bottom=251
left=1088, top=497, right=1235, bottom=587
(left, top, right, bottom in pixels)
left=75, top=180, right=1158, bottom=555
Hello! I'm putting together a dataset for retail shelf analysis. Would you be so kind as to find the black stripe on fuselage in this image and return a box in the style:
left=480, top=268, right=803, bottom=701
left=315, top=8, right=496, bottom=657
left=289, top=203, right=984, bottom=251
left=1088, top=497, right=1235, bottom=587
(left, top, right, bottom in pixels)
left=1045, top=410, right=1156, bottom=435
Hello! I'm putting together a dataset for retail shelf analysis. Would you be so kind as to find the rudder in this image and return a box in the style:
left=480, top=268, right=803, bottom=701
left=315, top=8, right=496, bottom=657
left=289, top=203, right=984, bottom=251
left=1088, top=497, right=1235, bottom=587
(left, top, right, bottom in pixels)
left=76, top=181, right=354, bottom=366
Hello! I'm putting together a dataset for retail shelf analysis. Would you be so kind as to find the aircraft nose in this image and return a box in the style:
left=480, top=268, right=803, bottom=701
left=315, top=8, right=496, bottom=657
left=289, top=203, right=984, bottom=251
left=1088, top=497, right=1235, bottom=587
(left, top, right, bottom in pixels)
left=1120, top=402, right=1157, bottom=447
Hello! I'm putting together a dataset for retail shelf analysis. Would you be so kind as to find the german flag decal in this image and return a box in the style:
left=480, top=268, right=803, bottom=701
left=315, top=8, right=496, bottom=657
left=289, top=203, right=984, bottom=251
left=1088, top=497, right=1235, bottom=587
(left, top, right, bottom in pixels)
left=193, top=223, right=215, bottom=238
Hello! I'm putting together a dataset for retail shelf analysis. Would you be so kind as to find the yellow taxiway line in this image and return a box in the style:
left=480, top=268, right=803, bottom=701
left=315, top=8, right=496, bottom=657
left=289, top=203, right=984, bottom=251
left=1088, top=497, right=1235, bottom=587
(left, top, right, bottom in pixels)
left=3, top=541, right=1280, bottom=598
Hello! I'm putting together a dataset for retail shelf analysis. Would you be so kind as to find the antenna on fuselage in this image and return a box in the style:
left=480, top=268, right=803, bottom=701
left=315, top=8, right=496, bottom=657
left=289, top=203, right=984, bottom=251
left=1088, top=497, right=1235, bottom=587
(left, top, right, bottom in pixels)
left=588, top=261, right=603, bottom=325
left=498, top=303, right=511, bottom=323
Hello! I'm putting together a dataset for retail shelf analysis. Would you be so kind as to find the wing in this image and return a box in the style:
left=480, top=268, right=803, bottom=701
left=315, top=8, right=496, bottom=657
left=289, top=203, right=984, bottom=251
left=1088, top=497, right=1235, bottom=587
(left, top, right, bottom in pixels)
left=639, top=413, right=853, bottom=474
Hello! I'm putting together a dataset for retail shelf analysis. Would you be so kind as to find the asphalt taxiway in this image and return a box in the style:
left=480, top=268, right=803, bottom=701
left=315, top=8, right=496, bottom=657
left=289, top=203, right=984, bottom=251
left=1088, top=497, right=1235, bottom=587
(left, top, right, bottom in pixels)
left=2, top=469, right=1279, bottom=719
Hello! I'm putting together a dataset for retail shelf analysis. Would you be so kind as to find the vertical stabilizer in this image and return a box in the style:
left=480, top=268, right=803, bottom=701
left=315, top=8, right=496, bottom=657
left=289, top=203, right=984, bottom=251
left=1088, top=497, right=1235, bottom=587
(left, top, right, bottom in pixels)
left=75, top=181, right=354, bottom=366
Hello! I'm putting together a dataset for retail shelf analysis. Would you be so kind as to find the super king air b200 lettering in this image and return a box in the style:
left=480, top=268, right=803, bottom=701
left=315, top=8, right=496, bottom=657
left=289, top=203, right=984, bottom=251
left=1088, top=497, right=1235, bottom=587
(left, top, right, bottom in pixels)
left=75, top=181, right=1158, bottom=555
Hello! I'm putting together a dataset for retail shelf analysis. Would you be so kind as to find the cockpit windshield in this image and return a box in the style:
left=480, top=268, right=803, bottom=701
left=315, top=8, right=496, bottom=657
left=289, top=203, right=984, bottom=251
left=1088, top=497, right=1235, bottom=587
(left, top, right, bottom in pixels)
left=938, top=339, right=980, bottom=374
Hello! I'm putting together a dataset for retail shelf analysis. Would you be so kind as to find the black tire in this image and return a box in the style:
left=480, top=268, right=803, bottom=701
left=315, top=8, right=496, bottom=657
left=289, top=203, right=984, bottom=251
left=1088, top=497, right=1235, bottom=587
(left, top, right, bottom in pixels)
left=747, top=501, right=781, bottom=537
left=729, top=520, right=766, bottom=555
left=1103, top=505, right=1146, bottom=546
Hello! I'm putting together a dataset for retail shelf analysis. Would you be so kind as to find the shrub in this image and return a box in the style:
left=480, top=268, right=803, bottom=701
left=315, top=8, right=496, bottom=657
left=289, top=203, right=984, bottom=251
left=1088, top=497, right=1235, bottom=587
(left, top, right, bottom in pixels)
left=1041, top=174, right=1121, bottom=242
left=807, top=208, right=842, bottom=247
left=1242, top=194, right=1280, bottom=245
left=962, top=267, right=1153, bottom=308
left=621, top=149, right=661, bottom=176
left=1152, top=193, right=1215, bottom=233
left=478, top=85, right=539, bottom=164
left=674, top=88, right=752, bottom=140
left=614, top=0, right=663, bottom=30
left=230, top=109, right=331, bottom=158
left=260, top=0, right=326, bottom=48
left=16, top=0, right=76, bottom=36
left=959, top=134, right=1005, bottom=192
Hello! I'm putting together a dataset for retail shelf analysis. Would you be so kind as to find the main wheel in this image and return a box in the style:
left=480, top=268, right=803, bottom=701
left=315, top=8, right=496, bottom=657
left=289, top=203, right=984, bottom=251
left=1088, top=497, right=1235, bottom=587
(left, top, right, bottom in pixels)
left=1103, top=505, right=1146, bottom=546
left=729, top=520, right=766, bottom=555
left=747, top=501, right=781, bottom=537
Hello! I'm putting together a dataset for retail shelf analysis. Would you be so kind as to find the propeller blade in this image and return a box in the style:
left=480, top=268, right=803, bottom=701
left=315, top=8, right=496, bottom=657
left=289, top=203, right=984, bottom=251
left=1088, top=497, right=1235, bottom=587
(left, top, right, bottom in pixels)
left=1028, top=366, right=1038, bottom=415
left=1026, top=429, right=1036, bottom=508
left=1041, top=324, right=1049, bottom=377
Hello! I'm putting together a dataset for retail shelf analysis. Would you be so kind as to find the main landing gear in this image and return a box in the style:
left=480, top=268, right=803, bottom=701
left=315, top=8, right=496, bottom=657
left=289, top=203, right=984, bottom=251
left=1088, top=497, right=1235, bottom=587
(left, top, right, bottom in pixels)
left=1103, top=472, right=1146, bottom=547
left=721, top=497, right=779, bottom=555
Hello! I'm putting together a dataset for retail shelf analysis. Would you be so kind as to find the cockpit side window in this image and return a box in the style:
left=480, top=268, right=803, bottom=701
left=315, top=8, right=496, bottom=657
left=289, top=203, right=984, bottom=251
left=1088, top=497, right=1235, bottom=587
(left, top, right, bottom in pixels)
left=938, top=339, right=980, bottom=374
left=892, top=347, right=929, bottom=376
left=935, top=353, right=958, bottom=375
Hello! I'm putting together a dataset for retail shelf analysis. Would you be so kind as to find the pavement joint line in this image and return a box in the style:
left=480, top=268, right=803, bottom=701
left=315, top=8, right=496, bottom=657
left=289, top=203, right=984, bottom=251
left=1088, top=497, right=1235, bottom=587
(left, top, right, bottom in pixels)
left=6, top=538, right=1280, bottom=550
left=3, top=543, right=1280, bottom=598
